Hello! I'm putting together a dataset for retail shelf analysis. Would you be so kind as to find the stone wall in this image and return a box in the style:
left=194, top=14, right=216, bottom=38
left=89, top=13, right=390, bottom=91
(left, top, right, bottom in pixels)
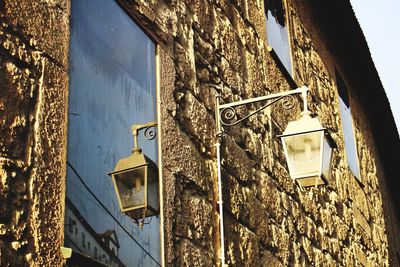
left=127, top=0, right=399, bottom=265
left=0, top=0, right=70, bottom=266
left=289, top=0, right=400, bottom=265
left=1, top=0, right=399, bottom=266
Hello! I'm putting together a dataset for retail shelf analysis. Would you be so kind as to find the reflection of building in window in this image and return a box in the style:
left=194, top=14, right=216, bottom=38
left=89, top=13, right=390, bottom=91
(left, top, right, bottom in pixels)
left=67, top=218, right=76, bottom=234
left=336, top=72, right=361, bottom=180
left=64, top=198, right=126, bottom=267
left=98, top=230, right=120, bottom=257
left=265, top=0, right=292, bottom=75
left=82, top=233, right=86, bottom=248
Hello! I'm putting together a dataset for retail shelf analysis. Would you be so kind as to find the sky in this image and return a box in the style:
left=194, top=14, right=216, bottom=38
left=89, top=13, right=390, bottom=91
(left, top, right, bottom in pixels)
left=349, top=0, right=400, bottom=136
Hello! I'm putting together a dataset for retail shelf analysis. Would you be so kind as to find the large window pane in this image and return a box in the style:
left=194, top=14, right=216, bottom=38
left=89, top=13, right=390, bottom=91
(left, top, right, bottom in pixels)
left=337, top=72, right=360, bottom=180
left=265, top=0, right=292, bottom=74
left=65, top=0, right=160, bottom=266
left=339, top=96, right=360, bottom=180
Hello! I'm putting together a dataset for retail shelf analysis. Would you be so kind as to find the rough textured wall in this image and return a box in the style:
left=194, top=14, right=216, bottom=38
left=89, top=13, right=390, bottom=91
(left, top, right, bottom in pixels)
left=1, top=0, right=398, bottom=266
left=289, top=0, right=400, bottom=265
left=117, top=0, right=400, bottom=266
left=0, top=1, right=70, bottom=266
left=288, top=3, right=389, bottom=264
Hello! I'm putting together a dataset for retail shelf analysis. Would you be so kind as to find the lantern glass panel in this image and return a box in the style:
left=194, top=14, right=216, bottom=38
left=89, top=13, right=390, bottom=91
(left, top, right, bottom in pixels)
left=114, top=166, right=146, bottom=210
left=283, top=131, right=323, bottom=179
left=321, top=136, right=333, bottom=180
left=147, top=162, right=159, bottom=213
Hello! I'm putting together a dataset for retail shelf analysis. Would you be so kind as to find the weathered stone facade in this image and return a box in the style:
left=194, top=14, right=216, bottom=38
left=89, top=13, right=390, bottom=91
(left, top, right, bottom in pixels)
left=1, top=0, right=400, bottom=266
left=0, top=0, right=70, bottom=266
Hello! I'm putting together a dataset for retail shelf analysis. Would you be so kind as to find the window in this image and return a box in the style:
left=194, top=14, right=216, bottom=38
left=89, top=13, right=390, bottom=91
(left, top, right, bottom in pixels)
left=82, top=233, right=86, bottom=248
left=336, top=72, right=360, bottom=180
left=68, top=218, right=74, bottom=233
left=65, top=0, right=161, bottom=265
left=264, top=0, right=292, bottom=74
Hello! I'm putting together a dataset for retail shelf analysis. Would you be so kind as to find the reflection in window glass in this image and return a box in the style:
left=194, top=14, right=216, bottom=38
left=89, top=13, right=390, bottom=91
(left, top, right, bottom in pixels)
left=339, top=97, right=360, bottom=180
left=65, top=0, right=160, bottom=266
left=82, top=233, right=86, bottom=248
left=265, top=0, right=292, bottom=74
left=337, top=74, right=360, bottom=180
left=68, top=218, right=74, bottom=233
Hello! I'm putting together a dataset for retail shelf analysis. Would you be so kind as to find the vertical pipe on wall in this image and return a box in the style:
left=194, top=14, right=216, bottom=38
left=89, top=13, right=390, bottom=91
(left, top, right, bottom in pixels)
left=215, top=95, right=225, bottom=266
left=156, top=45, right=165, bottom=267
left=216, top=141, right=225, bottom=266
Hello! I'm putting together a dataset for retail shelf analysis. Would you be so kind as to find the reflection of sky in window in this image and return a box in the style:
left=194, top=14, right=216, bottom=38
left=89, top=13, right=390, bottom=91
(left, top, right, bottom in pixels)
left=71, top=0, right=153, bottom=91
left=339, top=97, right=360, bottom=179
left=66, top=0, right=160, bottom=266
left=266, top=10, right=292, bottom=75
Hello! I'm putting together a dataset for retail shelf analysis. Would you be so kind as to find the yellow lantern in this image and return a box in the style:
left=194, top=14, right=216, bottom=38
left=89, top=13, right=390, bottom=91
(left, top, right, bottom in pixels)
left=108, top=122, right=159, bottom=221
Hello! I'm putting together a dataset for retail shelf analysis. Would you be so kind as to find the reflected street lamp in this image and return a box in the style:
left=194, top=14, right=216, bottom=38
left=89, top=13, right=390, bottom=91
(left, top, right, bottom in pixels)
left=108, top=121, right=159, bottom=224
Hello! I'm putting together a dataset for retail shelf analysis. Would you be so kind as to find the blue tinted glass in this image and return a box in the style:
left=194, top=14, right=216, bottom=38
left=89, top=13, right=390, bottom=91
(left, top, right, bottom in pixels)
left=266, top=10, right=292, bottom=75
left=339, top=96, right=360, bottom=180
left=65, top=0, right=160, bottom=266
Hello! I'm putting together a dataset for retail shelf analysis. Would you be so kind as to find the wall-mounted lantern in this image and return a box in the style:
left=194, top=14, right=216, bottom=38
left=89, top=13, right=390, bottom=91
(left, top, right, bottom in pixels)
left=214, top=86, right=335, bottom=266
left=108, top=121, right=159, bottom=223
left=279, top=113, right=335, bottom=187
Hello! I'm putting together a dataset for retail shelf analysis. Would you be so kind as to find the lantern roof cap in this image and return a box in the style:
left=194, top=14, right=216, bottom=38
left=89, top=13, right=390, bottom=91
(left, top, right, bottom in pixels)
left=280, top=114, right=325, bottom=137
left=108, top=151, right=149, bottom=175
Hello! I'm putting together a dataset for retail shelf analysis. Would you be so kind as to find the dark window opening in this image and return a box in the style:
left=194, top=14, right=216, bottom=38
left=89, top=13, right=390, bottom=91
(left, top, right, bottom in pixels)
left=337, top=71, right=350, bottom=107
left=265, top=0, right=286, bottom=26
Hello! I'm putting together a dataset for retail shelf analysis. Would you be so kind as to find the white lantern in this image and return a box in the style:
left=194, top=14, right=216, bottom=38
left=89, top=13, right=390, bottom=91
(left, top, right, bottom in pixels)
left=279, top=114, right=335, bottom=187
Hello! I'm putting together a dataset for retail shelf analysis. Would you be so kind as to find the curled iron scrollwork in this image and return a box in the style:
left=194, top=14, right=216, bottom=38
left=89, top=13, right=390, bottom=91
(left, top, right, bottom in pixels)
left=143, top=125, right=157, bottom=140
left=219, top=95, right=297, bottom=127
left=281, top=95, right=295, bottom=110
left=220, top=107, right=237, bottom=126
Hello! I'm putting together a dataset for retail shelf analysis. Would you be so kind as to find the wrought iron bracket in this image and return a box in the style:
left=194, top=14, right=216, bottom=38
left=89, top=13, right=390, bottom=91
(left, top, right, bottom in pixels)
left=215, top=86, right=310, bottom=138
left=131, top=121, right=157, bottom=153
left=213, top=85, right=310, bottom=266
